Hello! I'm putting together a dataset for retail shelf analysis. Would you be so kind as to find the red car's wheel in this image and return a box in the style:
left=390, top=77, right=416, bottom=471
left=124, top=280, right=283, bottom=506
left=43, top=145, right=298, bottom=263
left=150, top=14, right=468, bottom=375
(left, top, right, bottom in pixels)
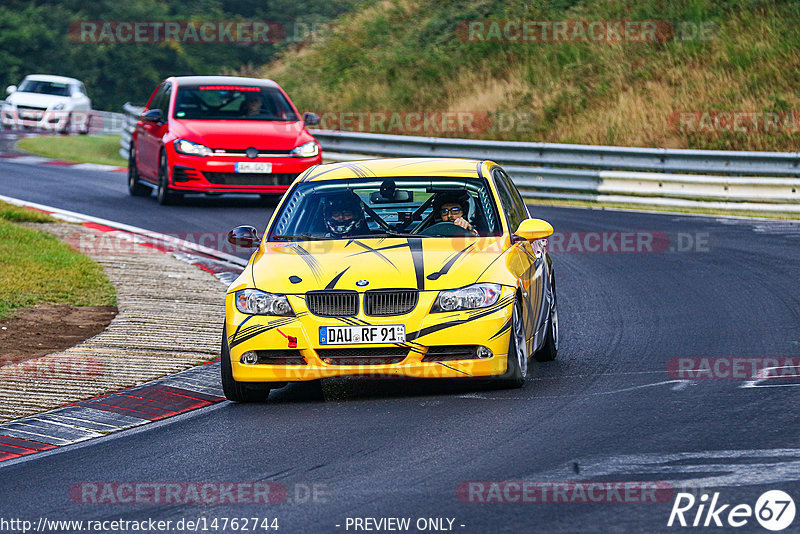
left=156, top=150, right=181, bottom=205
left=127, top=144, right=151, bottom=197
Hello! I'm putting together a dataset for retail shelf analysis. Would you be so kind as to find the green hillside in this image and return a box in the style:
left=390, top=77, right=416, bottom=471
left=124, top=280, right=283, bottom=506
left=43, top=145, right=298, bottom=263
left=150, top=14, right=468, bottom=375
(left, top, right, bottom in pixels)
left=260, top=0, right=800, bottom=151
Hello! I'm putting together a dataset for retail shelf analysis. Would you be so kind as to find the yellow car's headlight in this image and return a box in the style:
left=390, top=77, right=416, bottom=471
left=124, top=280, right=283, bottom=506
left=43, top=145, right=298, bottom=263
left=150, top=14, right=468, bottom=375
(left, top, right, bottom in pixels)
left=432, top=283, right=502, bottom=313
left=235, top=289, right=294, bottom=316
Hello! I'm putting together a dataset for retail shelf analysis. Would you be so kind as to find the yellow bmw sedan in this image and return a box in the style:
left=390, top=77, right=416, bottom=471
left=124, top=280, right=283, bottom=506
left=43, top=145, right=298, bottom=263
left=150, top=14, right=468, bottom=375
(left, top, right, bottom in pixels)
left=222, top=158, right=558, bottom=401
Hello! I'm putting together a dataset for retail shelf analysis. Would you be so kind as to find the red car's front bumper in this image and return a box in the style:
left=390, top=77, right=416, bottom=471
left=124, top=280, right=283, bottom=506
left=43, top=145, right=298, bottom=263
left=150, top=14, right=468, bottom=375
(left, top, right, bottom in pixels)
left=167, top=152, right=322, bottom=194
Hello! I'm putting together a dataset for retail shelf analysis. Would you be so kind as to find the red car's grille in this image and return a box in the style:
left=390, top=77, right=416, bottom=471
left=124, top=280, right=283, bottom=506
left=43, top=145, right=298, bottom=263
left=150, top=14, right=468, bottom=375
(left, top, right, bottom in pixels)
left=202, top=172, right=299, bottom=186
left=173, top=166, right=203, bottom=183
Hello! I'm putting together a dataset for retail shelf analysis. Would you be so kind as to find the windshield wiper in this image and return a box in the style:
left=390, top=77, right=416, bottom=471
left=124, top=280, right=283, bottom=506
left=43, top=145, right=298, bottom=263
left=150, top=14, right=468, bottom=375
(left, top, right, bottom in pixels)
left=271, top=234, right=335, bottom=241
left=354, top=231, right=430, bottom=239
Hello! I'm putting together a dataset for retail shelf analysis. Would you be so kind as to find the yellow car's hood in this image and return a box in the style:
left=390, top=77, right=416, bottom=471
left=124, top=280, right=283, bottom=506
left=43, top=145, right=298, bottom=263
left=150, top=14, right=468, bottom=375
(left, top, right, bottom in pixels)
left=251, top=236, right=509, bottom=293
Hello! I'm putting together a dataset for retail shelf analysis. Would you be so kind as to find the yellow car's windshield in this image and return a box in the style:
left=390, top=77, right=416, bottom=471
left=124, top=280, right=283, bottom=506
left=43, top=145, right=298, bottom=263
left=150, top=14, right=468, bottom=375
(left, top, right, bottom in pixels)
left=269, top=177, right=502, bottom=241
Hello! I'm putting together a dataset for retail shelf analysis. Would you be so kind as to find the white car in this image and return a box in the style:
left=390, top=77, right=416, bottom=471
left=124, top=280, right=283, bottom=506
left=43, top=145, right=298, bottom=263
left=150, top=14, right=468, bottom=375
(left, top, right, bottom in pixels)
left=2, top=74, right=92, bottom=134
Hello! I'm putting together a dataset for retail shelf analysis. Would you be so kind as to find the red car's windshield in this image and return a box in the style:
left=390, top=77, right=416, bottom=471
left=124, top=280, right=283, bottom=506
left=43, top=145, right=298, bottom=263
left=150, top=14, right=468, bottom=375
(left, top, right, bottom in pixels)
left=173, top=84, right=299, bottom=121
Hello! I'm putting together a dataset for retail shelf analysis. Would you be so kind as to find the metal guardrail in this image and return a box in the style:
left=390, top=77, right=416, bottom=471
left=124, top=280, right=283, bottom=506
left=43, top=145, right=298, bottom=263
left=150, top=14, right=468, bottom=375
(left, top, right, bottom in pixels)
left=119, top=103, right=143, bottom=160
left=314, top=131, right=800, bottom=212
left=313, top=130, right=800, bottom=177
left=118, top=104, right=800, bottom=212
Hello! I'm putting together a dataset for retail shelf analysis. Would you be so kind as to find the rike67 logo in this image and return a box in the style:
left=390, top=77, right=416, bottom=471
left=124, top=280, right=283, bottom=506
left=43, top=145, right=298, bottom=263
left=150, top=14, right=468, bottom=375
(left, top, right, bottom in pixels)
left=668, top=490, right=796, bottom=531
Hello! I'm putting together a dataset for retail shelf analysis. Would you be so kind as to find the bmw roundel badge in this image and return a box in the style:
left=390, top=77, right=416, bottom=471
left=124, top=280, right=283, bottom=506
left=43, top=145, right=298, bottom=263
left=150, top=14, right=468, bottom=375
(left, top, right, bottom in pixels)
left=356, top=279, right=369, bottom=287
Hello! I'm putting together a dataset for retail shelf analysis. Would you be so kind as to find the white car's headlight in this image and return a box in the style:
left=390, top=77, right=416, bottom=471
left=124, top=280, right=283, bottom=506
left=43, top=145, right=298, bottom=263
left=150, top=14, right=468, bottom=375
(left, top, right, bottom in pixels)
left=174, top=139, right=213, bottom=156
left=290, top=141, right=319, bottom=158
left=432, top=283, right=502, bottom=313
left=235, top=289, right=294, bottom=316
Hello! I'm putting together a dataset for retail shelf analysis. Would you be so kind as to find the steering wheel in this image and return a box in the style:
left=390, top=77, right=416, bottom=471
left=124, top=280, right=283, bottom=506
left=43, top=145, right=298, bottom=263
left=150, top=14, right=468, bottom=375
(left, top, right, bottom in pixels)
left=419, top=222, right=473, bottom=237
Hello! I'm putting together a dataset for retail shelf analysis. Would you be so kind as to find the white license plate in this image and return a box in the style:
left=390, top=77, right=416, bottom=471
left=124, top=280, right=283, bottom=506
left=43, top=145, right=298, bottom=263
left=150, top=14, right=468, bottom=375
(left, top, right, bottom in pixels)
left=235, top=161, right=272, bottom=173
left=319, top=325, right=405, bottom=345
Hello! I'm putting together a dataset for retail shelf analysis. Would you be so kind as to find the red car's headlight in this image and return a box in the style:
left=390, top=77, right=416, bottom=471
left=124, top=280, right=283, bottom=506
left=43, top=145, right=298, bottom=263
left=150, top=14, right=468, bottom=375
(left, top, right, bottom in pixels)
left=174, top=139, right=213, bottom=157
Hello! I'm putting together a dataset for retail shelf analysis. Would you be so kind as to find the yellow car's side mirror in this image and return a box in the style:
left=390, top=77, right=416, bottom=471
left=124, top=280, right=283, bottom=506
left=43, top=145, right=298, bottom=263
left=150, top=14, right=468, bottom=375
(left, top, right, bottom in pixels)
left=514, top=219, right=554, bottom=241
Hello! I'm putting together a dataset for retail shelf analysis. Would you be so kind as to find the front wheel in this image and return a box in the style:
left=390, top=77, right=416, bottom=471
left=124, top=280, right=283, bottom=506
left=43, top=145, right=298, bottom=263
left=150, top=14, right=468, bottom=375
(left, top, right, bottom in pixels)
left=221, top=325, right=271, bottom=403
left=496, top=297, right=527, bottom=389
left=156, top=151, right=181, bottom=205
left=127, top=144, right=151, bottom=197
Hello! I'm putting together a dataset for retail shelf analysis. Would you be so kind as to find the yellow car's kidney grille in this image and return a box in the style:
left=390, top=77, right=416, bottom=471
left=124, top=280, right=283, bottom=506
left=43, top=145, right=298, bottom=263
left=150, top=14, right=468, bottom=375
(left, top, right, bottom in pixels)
left=364, top=289, right=418, bottom=316
left=306, top=291, right=358, bottom=317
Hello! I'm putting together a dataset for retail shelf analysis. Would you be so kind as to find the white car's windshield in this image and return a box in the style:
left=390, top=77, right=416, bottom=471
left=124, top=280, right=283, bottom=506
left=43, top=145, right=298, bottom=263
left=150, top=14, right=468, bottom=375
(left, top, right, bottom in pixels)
left=173, top=84, right=299, bottom=121
left=17, top=80, right=71, bottom=96
left=269, top=177, right=503, bottom=241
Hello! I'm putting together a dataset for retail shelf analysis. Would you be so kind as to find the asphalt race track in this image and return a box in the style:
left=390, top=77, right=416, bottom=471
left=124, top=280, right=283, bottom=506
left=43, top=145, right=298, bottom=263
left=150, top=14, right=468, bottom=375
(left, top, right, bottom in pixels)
left=1, top=156, right=799, bottom=533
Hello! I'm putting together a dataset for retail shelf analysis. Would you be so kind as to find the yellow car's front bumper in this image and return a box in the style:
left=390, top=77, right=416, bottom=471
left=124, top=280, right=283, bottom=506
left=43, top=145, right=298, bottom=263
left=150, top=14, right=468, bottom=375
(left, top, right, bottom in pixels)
left=225, top=288, right=516, bottom=382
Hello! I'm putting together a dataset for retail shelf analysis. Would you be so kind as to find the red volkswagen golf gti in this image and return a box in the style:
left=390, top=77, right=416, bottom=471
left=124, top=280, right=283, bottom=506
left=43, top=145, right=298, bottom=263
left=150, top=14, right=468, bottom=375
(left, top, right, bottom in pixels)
left=128, top=76, right=322, bottom=204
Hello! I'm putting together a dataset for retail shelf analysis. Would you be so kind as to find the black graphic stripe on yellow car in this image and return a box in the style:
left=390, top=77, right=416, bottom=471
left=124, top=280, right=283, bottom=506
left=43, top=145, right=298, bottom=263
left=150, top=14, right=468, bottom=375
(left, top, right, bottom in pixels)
left=489, top=317, right=512, bottom=340
left=345, top=240, right=400, bottom=269
left=231, top=315, right=255, bottom=341
left=303, top=162, right=349, bottom=181
left=437, top=362, right=471, bottom=376
left=231, top=319, right=294, bottom=342
left=288, top=244, right=322, bottom=281
left=229, top=317, right=296, bottom=348
left=467, top=295, right=515, bottom=318
left=427, top=243, right=475, bottom=281
left=408, top=238, right=425, bottom=290
left=344, top=162, right=377, bottom=179
left=406, top=295, right=514, bottom=341
left=325, top=267, right=350, bottom=290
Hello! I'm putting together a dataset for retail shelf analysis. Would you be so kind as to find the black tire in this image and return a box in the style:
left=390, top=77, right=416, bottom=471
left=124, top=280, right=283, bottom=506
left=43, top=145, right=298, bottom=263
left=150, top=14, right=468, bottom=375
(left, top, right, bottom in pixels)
left=156, top=150, right=181, bottom=205
left=533, top=275, right=559, bottom=362
left=79, top=113, right=91, bottom=135
left=496, top=297, right=527, bottom=389
left=59, top=113, right=72, bottom=135
left=221, top=325, right=271, bottom=403
left=127, top=144, right=151, bottom=197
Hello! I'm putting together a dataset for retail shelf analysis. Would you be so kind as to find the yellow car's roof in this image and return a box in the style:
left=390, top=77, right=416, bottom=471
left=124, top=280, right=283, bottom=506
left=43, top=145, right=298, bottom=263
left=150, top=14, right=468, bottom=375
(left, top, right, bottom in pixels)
left=300, top=158, right=494, bottom=182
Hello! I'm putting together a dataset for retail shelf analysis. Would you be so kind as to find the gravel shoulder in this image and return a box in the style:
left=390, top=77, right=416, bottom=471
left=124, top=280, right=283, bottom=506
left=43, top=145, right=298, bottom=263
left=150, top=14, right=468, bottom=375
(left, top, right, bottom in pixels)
left=0, top=223, right=226, bottom=423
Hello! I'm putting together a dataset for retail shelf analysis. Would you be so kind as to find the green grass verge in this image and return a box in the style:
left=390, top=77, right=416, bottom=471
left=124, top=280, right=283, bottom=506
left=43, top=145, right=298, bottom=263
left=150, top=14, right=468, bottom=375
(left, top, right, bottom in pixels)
left=0, top=202, right=57, bottom=223
left=0, top=202, right=116, bottom=318
left=16, top=134, right=123, bottom=167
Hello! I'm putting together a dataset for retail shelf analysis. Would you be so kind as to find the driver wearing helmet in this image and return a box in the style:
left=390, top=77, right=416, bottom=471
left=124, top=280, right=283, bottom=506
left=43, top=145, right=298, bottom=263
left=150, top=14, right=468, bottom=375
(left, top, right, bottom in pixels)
left=322, top=191, right=369, bottom=237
